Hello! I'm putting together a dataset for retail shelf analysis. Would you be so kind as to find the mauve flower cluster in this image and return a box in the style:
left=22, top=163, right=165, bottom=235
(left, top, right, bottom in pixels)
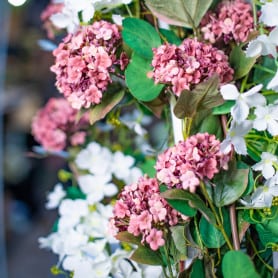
left=110, top=176, right=181, bottom=251
left=200, top=0, right=254, bottom=44
left=150, top=38, right=233, bottom=96
left=32, top=98, right=89, bottom=151
left=51, top=20, right=125, bottom=109
left=155, top=133, right=230, bottom=193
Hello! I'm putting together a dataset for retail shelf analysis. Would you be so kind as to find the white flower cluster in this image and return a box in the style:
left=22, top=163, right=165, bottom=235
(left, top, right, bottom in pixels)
left=50, top=0, right=132, bottom=33
left=39, top=143, right=163, bottom=277
left=76, top=142, right=143, bottom=204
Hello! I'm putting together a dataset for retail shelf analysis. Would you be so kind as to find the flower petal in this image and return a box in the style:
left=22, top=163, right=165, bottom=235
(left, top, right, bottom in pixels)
left=220, top=84, right=239, bottom=100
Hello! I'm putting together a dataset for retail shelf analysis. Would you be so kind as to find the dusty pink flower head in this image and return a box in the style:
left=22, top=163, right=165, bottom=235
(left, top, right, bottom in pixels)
left=150, top=38, right=233, bottom=96
left=155, top=133, right=230, bottom=192
left=31, top=98, right=89, bottom=151
left=40, top=1, right=64, bottom=39
left=110, top=175, right=181, bottom=250
left=200, top=0, right=254, bottom=44
left=51, top=21, right=126, bottom=109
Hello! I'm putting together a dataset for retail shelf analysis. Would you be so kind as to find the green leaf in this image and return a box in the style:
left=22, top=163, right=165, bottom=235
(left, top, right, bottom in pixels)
left=190, top=259, right=205, bottom=278
left=89, top=90, right=124, bottom=125
left=139, top=158, right=156, bottom=178
left=160, top=186, right=197, bottom=217
left=174, top=74, right=222, bottom=119
left=256, top=224, right=278, bottom=246
left=122, top=18, right=161, bottom=59
left=199, top=216, right=225, bottom=248
left=262, top=216, right=278, bottom=237
left=222, top=251, right=260, bottom=278
left=170, top=225, right=187, bottom=258
left=190, top=111, right=223, bottom=139
left=199, top=208, right=231, bottom=248
left=125, top=54, right=164, bottom=102
left=130, top=246, right=164, bottom=265
left=141, top=97, right=166, bottom=118
left=66, top=186, right=86, bottom=200
left=115, top=231, right=141, bottom=245
left=253, top=56, right=276, bottom=88
left=145, top=0, right=213, bottom=28
left=237, top=210, right=250, bottom=242
left=229, top=46, right=257, bottom=80
left=159, top=28, right=182, bottom=45
left=161, top=189, right=217, bottom=225
left=237, top=161, right=254, bottom=197
left=211, top=165, right=249, bottom=207
left=212, top=100, right=235, bottom=115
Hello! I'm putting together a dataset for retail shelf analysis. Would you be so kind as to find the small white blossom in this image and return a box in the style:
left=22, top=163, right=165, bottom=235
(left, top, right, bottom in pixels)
left=267, top=70, right=278, bottom=92
left=112, top=14, right=124, bottom=26
left=221, top=120, right=253, bottom=155
left=75, top=142, right=113, bottom=177
left=58, top=199, right=89, bottom=231
left=252, top=152, right=278, bottom=179
left=46, top=183, right=66, bottom=209
left=246, top=27, right=278, bottom=58
left=220, top=84, right=265, bottom=123
left=112, top=151, right=135, bottom=180
left=78, top=174, right=118, bottom=204
left=253, top=104, right=278, bottom=136
left=241, top=185, right=278, bottom=208
left=260, top=1, right=278, bottom=27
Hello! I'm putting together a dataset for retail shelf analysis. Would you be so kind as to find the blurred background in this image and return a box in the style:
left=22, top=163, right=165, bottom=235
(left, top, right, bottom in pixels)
left=1, top=0, right=66, bottom=277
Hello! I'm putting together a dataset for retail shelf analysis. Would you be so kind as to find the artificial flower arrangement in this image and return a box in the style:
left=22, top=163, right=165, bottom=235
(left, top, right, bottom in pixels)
left=33, top=0, right=278, bottom=277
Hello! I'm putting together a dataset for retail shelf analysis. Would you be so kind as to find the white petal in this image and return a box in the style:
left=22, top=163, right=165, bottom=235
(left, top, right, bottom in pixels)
left=81, top=5, right=95, bottom=22
left=267, top=71, right=278, bottom=92
left=264, top=193, right=273, bottom=207
left=103, top=183, right=118, bottom=197
left=50, top=13, right=71, bottom=28
left=245, top=40, right=263, bottom=57
left=232, top=120, right=253, bottom=136
left=244, top=84, right=263, bottom=97
left=220, top=84, right=239, bottom=100
left=267, top=119, right=278, bottom=136
left=231, top=100, right=249, bottom=123
left=269, top=26, right=278, bottom=46
left=253, top=118, right=267, bottom=131
left=262, top=164, right=275, bottom=179
left=260, top=2, right=278, bottom=27
left=269, top=185, right=278, bottom=196
left=232, top=136, right=248, bottom=155
left=220, top=139, right=232, bottom=154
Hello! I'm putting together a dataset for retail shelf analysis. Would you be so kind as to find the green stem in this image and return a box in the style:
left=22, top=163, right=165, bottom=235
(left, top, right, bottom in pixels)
left=252, top=0, right=258, bottom=29
left=229, top=203, right=240, bottom=250
left=134, top=0, right=140, bottom=18
left=247, top=233, right=274, bottom=272
left=200, top=182, right=234, bottom=250
left=253, top=64, right=276, bottom=75
left=125, top=4, right=133, bottom=17
left=163, top=245, right=175, bottom=278
left=182, top=117, right=193, bottom=140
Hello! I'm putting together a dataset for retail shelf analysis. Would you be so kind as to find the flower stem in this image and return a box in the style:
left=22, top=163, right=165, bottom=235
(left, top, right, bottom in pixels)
left=163, top=244, right=175, bottom=278
left=200, top=182, right=234, bottom=250
left=229, top=203, right=240, bottom=250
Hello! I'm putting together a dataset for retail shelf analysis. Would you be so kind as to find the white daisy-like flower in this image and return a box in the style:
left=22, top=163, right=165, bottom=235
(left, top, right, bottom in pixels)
left=241, top=185, right=278, bottom=208
left=253, top=104, right=278, bottom=136
left=252, top=152, right=278, bottom=179
left=246, top=26, right=278, bottom=58
left=221, top=120, right=253, bottom=155
left=220, top=84, right=265, bottom=123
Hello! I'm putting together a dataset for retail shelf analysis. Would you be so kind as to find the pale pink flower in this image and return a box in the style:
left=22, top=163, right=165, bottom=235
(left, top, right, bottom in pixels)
left=110, top=176, right=181, bottom=250
left=51, top=21, right=127, bottom=109
left=31, top=98, right=89, bottom=151
left=156, top=133, right=230, bottom=191
left=145, top=229, right=165, bottom=251
left=201, top=0, right=254, bottom=44
left=150, top=38, right=233, bottom=96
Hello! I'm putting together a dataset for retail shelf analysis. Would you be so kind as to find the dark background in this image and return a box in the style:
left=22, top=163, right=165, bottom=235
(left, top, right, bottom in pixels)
left=1, top=0, right=66, bottom=277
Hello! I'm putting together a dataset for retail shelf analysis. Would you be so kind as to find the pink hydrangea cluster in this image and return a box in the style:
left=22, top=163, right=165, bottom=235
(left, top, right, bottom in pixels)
left=40, top=1, right=64, bottom=39
left=31, top=98, right=89, bottom=151
left=200, top=0, right=254, bottom=44
left=110, top=176, right=182, bottom=251
left=51, top=21, right=125, bottom=109
left=150, top=38, right=233, bottom=96
left=155, top=133, right=230, bottom=193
